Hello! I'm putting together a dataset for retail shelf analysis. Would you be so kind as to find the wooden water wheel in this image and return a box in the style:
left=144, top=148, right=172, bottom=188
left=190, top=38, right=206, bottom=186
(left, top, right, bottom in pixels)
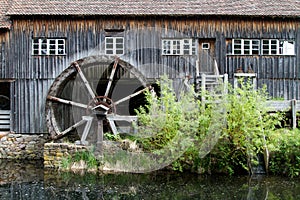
left=45, top=55, right=153, bottom=145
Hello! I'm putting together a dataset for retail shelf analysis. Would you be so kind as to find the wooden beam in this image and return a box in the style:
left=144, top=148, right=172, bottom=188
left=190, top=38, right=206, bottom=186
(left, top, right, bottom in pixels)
left=73, top=62, right=97, bottom=100
left=104, top=57, right=119, bottom=97
left=56, top=119, right=87, bottom=139
left=47, top=95, right=90, bottom=109
left=291, top=99, right=297, bottom=129
left=114, top=86, right=149, bottom=106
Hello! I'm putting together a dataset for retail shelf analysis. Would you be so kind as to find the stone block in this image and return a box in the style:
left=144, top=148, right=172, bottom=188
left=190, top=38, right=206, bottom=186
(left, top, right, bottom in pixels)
left=19, top=144, right=26, bottom=150
left=44, top=155, right=54, bottom=161
left=56, top=152, right=64, bottom=157
left=60, top=143, right=69, bottom=149
left=15, top=137, right=24, bottom=143
left=29, top=140, right=36, bottom=145
left=0, top=137, right=7, bottom=142
left=44, top=161, right=53, bottom=168
left=24, top=137, right=33, bottom=143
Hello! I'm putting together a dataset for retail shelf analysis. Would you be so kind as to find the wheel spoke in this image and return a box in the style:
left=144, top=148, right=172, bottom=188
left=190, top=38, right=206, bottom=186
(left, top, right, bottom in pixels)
left=80, top=116, right=94, bottom=145
left=57, top=119, right=87, bottom=138
left=47, top=95, right=91, bottom=109
left=73, top=61, right=97, bottom=100
left=104, top=57, right=119, bottom=97
left=107, top=114, right=138, bottom=122
left=107, top=114, right=138, bottom=135
left=114, top=86, right=150, bottom=106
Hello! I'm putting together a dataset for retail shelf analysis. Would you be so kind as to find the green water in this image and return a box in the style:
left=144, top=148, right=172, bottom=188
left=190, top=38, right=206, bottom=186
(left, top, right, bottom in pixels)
left=0, top=160, right=299, bottom=199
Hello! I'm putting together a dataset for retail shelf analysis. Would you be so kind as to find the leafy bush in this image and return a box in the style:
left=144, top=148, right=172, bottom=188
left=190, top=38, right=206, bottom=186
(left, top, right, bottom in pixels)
left=269, top=129, right=300, bottom=177
left=198, top=79, right=285, bottom=175
left=134, top=76, right=201, bottom=170
left=132, top=76, right=226, bottom=172
left=135, top=76, right=286, bottom=175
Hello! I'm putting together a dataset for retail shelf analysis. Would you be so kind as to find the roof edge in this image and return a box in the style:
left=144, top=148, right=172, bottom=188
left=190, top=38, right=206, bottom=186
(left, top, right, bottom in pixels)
left=7, top=13, right=300, bottom=19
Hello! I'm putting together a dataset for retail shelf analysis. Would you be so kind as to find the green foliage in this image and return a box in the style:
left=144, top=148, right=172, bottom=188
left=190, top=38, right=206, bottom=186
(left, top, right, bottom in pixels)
left=60, top=155, right=72, bottom=169
left=135, top=76, right=287, bottom=175
left=197, top=78, right=285, bottom=175
left=102, top=75, right=298, bottom=177
left=104, top=132, right=121, bottom=141
left=60, top=147, right=100, bottom=170
left=269, top=129, right=300, bottom=177
left=134, top=76, right=199, bottom=150
left=133, top=76, right=200, bottom=170
left=175, top=78, right=279, bottom=175
left=111, top=75, right=300, bottom=177
left=208, top=78, right=284, bottom=174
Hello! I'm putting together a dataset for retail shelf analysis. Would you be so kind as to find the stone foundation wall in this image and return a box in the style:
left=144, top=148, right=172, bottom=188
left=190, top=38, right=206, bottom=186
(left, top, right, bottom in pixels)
left=0, top=133, right=45, bottom=159
left=43, top=143, right=88, bottom=168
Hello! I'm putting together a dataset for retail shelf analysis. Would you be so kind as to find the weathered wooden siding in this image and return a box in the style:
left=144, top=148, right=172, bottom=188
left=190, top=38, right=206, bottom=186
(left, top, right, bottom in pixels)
left=10, top=17, right=299, bottom=78
left=5, top=16, right=300, bottom=133
left=12, top=79, right=54, bottom=133
left=0, top=30, right=10, bottom=79
left=226, top=55, right=298, bottom=99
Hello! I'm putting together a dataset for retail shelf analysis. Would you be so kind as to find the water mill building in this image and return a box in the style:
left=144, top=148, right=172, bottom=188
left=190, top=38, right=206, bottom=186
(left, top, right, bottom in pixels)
left=0, top=0, right=299, bottom=137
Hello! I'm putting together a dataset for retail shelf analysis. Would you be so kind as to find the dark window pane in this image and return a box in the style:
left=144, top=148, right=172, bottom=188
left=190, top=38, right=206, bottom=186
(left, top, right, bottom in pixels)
left=106, top=38, right=113, bottom=43
left=116, top=50, right=123, bottom=54
left=116, top=38, right=123, bottom=43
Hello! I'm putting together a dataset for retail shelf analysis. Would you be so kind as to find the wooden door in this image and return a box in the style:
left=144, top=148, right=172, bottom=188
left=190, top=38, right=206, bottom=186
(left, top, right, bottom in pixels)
left=198, top=39, right=217, bottom=74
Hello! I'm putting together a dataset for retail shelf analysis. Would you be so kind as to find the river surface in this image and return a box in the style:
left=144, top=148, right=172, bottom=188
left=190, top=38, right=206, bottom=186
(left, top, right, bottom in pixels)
left=0, top=160, right=300, bottom=200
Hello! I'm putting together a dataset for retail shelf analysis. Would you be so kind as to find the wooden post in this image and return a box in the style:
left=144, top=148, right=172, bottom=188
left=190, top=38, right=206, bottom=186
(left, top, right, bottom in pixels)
left=253, top=75, right=257, bottom=89
left=233, top=73, right=256, bottom=89
left=201, top=73, right=206, bottom=104
left=223, top=74, right=228, bottom=95
left=80, top=116, right=93, bottom=145
left=233, top=74, right=238, bottom=89
left=291, top=99, right=297, bottom=129
left=97, top=118, right=104, bottom=156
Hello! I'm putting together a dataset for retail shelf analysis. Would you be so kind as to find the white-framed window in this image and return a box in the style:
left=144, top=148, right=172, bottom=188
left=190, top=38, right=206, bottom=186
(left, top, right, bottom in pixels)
left=162, top=39, right=196, bottom=55
left=232, top=39, right=260, bottom=55
left=280, top=40, right=295, bottom=55
left=262, top=39, right=295, bottom=55
left=32, top=38, right=65, bottom=55
left=105, top=37, right=124, bottom=55
left=202, top=43, right=210, bottom=49
left=262, top=39, right=278, bottom=55
left=231, top=39, right=295, bottom=56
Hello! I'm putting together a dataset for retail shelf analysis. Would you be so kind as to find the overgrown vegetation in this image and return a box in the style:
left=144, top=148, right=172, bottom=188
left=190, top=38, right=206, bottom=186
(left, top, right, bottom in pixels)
left=196, top=80, right=284, bottom=175
left=268, top=129, right=300, bottom=177
left=60, top=147, right=100, bottom=172
left=60, top=76, right=300, bottom=177
left=133, top=76, right=300, bottom=177
left=134, top=77, right=199, bottom=153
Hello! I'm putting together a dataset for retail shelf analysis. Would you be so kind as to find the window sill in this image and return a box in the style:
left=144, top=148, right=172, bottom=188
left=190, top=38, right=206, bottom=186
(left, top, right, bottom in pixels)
left=226, top=54, right=296, bottom=57
left=32, top=54, right=67, bottom=57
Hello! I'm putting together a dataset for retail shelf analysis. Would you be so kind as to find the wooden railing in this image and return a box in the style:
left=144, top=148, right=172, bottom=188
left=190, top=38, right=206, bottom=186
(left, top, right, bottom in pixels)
left=197, top=73, right=300, bottom=129
left=196, top=73, right=228, bottom=102
left=267, top=99, right=299, bottom=129
left=0, top=110, right=10, bottom=130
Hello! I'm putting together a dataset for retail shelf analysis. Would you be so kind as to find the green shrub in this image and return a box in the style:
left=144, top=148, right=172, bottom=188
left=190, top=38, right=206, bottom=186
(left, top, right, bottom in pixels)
left=198, top=79, right=284, bottom=175
left=60, top=148, right=100, bottom=170
left=134, top=76, right=201, bottom=171
left=269, top=129, right=300, bottom=177
left=135, top=76, right=286, bottom=175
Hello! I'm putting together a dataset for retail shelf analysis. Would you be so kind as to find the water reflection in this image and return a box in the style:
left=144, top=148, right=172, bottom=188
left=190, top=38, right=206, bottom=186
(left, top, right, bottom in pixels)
left=0, top=160, right=300, bottom=199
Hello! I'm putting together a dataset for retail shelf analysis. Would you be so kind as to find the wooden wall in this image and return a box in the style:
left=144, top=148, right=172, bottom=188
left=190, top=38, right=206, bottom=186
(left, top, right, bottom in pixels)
left=0, top=30, right=9, bottom=79
left=3, top=16, right=299, bottom=133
